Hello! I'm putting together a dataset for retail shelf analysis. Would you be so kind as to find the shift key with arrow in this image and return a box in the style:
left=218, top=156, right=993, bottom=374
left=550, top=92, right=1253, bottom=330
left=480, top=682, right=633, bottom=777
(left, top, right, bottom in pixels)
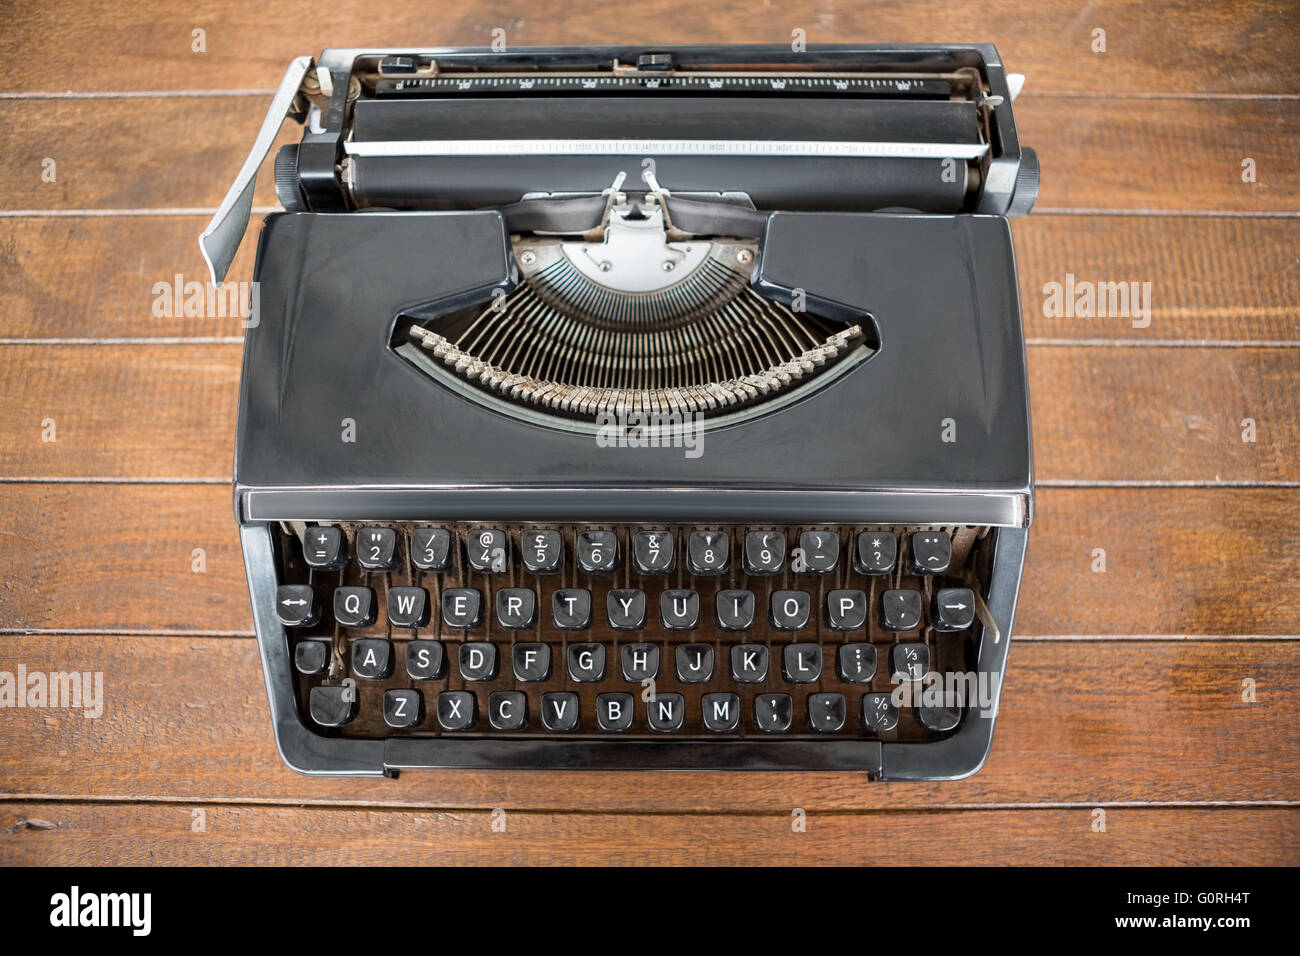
left=276, top=585, right=318, bottom=627
left=932, top=587, right=976, bottom=632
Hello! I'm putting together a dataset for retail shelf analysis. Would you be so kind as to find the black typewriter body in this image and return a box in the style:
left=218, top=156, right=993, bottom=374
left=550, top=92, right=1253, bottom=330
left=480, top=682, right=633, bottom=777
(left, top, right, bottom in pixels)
left=206, top=44, right=1037, bottom=779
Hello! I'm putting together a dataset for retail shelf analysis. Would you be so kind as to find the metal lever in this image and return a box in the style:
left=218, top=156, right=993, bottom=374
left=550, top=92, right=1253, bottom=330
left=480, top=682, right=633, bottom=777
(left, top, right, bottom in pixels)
left=199, top=55, right=313, bottom=285
left=581, top=171, right=628, bottom=242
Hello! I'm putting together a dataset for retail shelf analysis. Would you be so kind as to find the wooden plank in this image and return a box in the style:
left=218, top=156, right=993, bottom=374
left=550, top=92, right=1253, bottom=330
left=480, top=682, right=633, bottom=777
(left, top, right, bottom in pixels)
left=1, top=1, right=1297, bottom=95
left=1023, top=97, right=1300, bottom=213
left=0, top=484, right=249, bottom=635
left=3, top=344, right=1297, bottom=482
left=4, top=215, right=1298, bottom=342
left=0, top=634, right=1295, bottom=813
left=1019, top=488, right=1300, bottom=636
left=1014, top=216, right=1300, bottom=343
left=0, top=216, right=260, bottom=339
left=1028, top=347, right=1300, bottom=481
left=1, top=484, right=1297, bottom=637
left=0, top=98, right=298, bottom=211
left=2, top=97, right=1297, bottom=212
left=0, top=346, right=241, bottom=479
left=0, top=801, right=1295, bottom=865
left=0, top=0, right=1290, bottom=863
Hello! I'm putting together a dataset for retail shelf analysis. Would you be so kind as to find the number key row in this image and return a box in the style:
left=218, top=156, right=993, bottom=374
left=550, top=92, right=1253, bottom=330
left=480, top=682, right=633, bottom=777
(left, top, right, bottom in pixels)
left=301, top=526, right=954, bottom=576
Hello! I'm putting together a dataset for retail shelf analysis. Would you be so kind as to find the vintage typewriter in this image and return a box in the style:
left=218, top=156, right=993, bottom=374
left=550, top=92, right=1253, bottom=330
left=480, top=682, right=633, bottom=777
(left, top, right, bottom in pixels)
left=202, top=44, right=1037, bottom=779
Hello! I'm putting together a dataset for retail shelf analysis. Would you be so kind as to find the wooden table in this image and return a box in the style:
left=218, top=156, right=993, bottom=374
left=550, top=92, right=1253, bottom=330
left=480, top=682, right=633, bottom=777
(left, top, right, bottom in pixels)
left=1, top=1, right=1297, bottom=865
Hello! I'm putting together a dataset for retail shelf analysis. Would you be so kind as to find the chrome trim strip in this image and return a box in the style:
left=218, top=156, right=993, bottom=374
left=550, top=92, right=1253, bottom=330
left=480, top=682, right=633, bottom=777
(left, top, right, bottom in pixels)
left=343, top=138, right=988, bottom=160
left=239, top=486, right=1030, bottom=527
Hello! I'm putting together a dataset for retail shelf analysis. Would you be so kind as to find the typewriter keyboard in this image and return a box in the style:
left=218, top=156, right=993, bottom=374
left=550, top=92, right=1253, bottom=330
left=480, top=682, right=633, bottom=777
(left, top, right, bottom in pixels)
left=271, top=523, right=992, bottom=743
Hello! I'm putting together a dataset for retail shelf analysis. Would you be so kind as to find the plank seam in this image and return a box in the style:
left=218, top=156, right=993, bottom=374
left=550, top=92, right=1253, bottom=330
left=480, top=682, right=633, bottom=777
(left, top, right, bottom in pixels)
left=1024, top=92, right=1300, bottom=101
left=0, top=207, right=279, bottom=218
left=1035, top=479, right=1300, bottom=488
left=0, top=338, right=246, bottom=346
left=1034, top=208, right=1300, bottom=218
left=1014, top=633, right=1300, bottom=642
left=0, top=90, right=277, bottom=100
left=0, top=477, right=233, bottom=484
left=1025, top=339, right=1300, bottom=348
left=0, top=628, right=254, bottom=637
left=0, top=796, right=1297, bottom=814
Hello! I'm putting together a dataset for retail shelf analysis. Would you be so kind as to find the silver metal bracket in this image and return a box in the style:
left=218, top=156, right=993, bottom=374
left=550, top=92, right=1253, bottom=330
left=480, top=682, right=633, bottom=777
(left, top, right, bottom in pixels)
left=199, top=55, right=313, bottom=284
left=563, top=202, right=712, bottom=293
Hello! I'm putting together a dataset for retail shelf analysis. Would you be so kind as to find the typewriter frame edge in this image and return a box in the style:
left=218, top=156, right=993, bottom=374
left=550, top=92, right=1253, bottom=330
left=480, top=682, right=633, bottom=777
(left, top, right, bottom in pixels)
left=227, top=41, right=1036, bottom=780
left=201, top=42, right=1034, bottom=282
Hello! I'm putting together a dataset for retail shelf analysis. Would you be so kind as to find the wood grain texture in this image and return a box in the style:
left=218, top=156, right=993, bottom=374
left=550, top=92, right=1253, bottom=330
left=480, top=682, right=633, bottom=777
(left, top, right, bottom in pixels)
left=0, top=345, right=241, bottom=479
left=0, top=635, right=1295, bottom=812
left=0, top=0, right=1295, bottom=861
left=0, top=98, right=298, bottom=211
left=0, top=801, right=1295, bottom=866
left=2, top=344, right=1296, bottom=482
left=1, top=97, right=1297, bottom=212
left=1028, top=348, right=1300, bottom=481
left=3, top=215, right=1298, bottom=342
left=0, top=216, right=260, bottom=339
left=3, top=484, right=1297, bottom=637
left=0, top=484, right=249, bottom=635
left=1024, top=97, right=1300, bottom=213
left=1013, top=216, right=1300, bottom=343
left=1020, top=488, right=1300, bottom=637
left=1, top=0, right=1297, bottom=95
